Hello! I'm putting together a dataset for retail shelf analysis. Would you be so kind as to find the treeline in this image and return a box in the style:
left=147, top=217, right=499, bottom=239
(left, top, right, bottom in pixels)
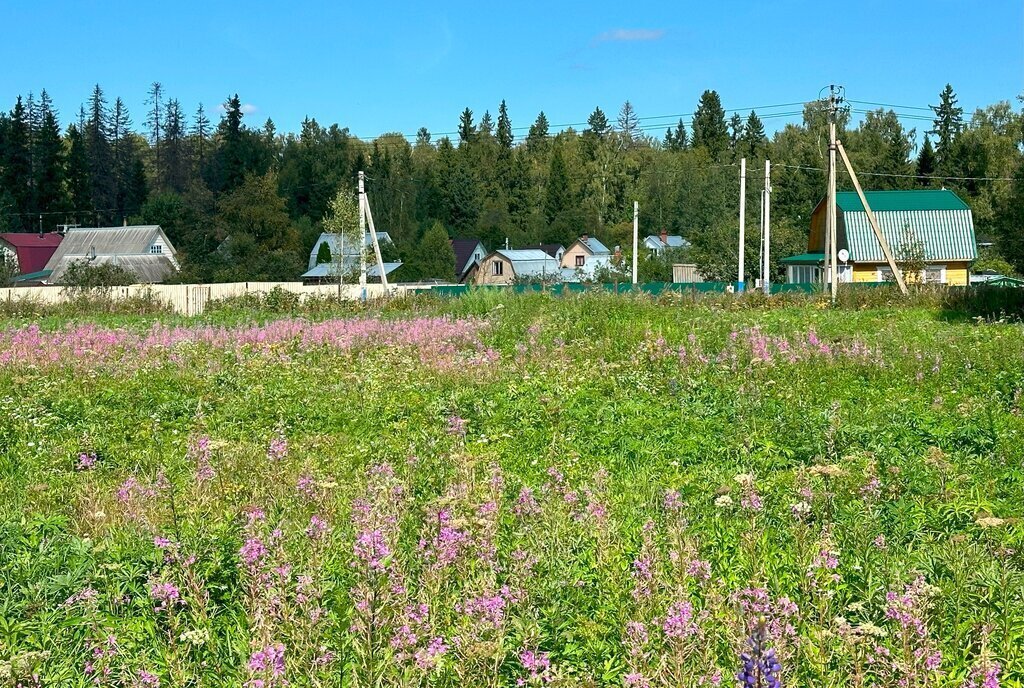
left=0, top=83, right=1021, bottom=282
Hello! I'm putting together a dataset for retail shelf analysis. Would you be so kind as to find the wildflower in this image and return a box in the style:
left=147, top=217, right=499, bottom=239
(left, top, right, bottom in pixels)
left=519, top=648, right=552, bottom=684
left=664, top=489, right=683, bottom=511
left=873, top=534, right=888, bottom=550
left=248, top=643, right=286, bottom=683
left=859, top=477, right=881, bottom=498
left=239, top=537, right=268, bottom=570
left=266, top=431, right=288, bottom=462
left=686, top=558, right=712, bottom=581
left=64, top=586, right=99, bottom=607
left=136, top=670, right=160, bottom=686
left=414, top=636, right=448, bottom=671
left=624, top=672, right=651, bottom=688
left=189, top=435, right=214, bottom=482
left=353, top=529, right=391, bottom=571
left=737, top=618, right=782, bottom=688
left=179, top=628, right=210, bottom=646
left=514, top=487, right=540, bottom=517
left=624, top=621, right=649, bottom=657
left=77, top=452, right=98, bottom=471
left=790, top=501, right=811, bottom=519
left=662, top=601, right=699, bottom=639
left=446, top=414, right=466, bottom=436
left=296, top=473, right=317, bottom=500
left=714, top=495, right=734, bottom=508
left=305, top=514, right=329, bottom=540
left=964, top=659, right=1001, bottom=688
left=150, top=581, right=182, bottom=612
left=976, top=516, right=1006, bottom=528
left=885, top=576, right=936, bottom=637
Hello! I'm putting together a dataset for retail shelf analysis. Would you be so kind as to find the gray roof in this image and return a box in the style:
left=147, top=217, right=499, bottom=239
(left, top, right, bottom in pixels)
left=45, top=225, right=179, bottom=283
left=645, top=235, right=690, bottom=250
left=308, top=232, right=393, bottom=270
left=580, top=237, right=610, bottom=254
left=301, top=260, right=402, bottom=279
left=496, top=249, right=561, bottom=277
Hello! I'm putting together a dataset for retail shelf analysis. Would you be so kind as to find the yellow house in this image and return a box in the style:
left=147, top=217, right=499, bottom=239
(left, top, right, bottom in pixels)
left=783, top=189, right=977, bottom=286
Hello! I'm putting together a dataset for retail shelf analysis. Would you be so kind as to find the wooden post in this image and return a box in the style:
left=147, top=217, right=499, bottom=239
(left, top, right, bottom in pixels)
left=836, top=139, right=908, bottom=295
left=631, top=201, right=639, bottom=285
left=362, top=188, right=390, bottom=291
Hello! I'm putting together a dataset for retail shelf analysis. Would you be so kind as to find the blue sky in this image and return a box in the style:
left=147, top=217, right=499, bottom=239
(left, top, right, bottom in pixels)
left=3, top=0, right=1021, bottom=142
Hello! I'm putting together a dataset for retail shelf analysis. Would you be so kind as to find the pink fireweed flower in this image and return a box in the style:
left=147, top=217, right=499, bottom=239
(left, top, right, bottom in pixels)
left=518, top=648, right=552, bottom=684
left=885, top=577, right=934, bottom=637
left=136, top=670, right=160, bottom=686
left=248, top=643, right=286, bottom=682
left=663, top=489, right=683, bottom=511
left=149, top=581, right=181, bottom=612
left=686, top=558, right=712, bottom=581
left=662, top=601, right=699, bottom=639
left=964, top=660, right=1001, bottom=688
left=458, top=592, right=507, bottom=627
left=514, top=487, right=540, bottom=517
left=873, top=534, right=888, bottom=550
left=188, top=435, right=214, bottom=482
left=446, top=415, right=466, bottom=436
left=859, top=477, right=882, bottom=498
left=305, top=514, right=329, bottom=540
left=64, top=586, right=99, bottom=607
left=77, top=452, right=98, bottom=471
left=296, top=473, right=317, bottom=500
left=415, top=636, right=448, bottom=671
left=353, top=529, right=391, bottom=571
left=266, top=432, right=288, bottom=462
left=624, top=672, right=651, bottom=688
left=625, top=620, right=649, bottom=657
left=239, top=537, right=268, bottom=570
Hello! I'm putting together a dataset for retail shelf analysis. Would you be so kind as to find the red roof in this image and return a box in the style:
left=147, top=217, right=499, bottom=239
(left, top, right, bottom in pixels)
left=0, top=233, right=64, bottom=275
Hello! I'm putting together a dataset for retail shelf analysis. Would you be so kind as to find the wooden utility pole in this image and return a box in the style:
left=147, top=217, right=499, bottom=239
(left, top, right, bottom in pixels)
left=738, top=158, right=746, bottom=292
left=362, top=185, right=390, bottom=291
left=836, top=140, right=908, bottom=294
left=358, top=171, right=367, bottom=301
left=631, top=201, right=639, bottom=285
left=762, top=159, right=771, bottom=294
left=828, top=120, right=838, bottom=302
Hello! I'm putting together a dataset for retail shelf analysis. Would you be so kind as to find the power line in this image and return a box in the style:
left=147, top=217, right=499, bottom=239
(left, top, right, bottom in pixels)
left=773, top=162, right=1013, bottom=182
left=848, top=99, right=934, bottom=112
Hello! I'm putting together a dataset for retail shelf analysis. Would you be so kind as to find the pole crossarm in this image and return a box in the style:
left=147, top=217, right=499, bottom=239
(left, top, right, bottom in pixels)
left=835, top=140, right=909, bottom=295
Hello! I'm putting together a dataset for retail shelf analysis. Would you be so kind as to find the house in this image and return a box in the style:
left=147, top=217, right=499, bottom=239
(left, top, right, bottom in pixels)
left=451, top=239, right=487, bottom=283
left=560, top=235, right=612, bottom=280
left=0, top=232, right=63, bottom=284
left=302, top=231, right=402, bottom=282
left=43, top=225, right=179, bottom=284
left=523, top=243, right=566, bottom=262
left=474, top=249, right=561, bottom=286
left=644, top=230, right=690, bottom=255
left=782, top=189, right=977, bottom=286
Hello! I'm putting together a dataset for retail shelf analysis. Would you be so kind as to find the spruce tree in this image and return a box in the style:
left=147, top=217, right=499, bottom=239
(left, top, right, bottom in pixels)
left=146, top=82, right=164, bottom=180
left=413, top=221, right=457, bottom=281
left=33, top=92, right=66, bottom=219
left=415, top=127, right=431, bottom=147
left=479, top=110, right=494, bottom=138
left=740, top=111, right=767, bottom=159
left=617, top=100, right=639, bottom=148
left=691, top=90, right=729, bottom=159
left=85, top=85, right=116, bottom=222
left=192, top=103, right=210, bottom=168
left=586, top=107, right=610, bottom=139
left=496, top=101, right=513, bottom=150
left=728, top=112, right=744, bottom=155
left=930, top=84, right=963, bottom=169
left=162, top=99, right=188, bottom=191
left=65, top=124, right=91, bottom=220
left=217, top=94, right=246, bottom=191
left=526, top=111, right=549, bottom=150
left=916, top=135, right=937, bottom=186
left=458, top=107, right=475, bottom=145
left=544, top=147, right=571, bottom=224
left=664, top=118, right=687, bottom=151
left=1, top=97, right=32, bottom=226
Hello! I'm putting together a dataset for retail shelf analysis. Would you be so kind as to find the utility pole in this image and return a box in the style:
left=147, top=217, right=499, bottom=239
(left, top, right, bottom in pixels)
left=762, top=159, right=771, bottom=294
left=825, top=85, right=842, bottom=303
left=362, top=182, right=390, bottom=292
left=358, top=171, right=367, bottom=302
left=631, top=201, right=639, bottom=285
left=738, top=158, right=746, bottom=292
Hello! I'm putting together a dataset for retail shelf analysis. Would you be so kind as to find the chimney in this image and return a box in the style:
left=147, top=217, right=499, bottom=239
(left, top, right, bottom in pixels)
left=581, top=233, right=589, bottom=243
left=660, top=228, right=668, bottom=245
left=123, top=218, right=128, bottom=227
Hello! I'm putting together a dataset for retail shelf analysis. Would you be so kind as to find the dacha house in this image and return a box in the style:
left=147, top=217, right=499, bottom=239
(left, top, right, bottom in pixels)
left=0, top=232, right=64, bottom=284
left=783, top=189, right=977, bottom=286
left=43, top=225, right=179, bottom=284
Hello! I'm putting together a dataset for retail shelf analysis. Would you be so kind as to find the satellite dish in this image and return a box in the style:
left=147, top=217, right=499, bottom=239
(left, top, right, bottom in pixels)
left=837, top=249, right=850, bottom=263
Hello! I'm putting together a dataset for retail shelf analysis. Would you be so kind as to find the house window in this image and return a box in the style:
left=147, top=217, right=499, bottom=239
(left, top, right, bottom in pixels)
left=788, top=265, right=821, bottom=283
left=924, top=265, right=946, bottom=284
left=877, top=267, right=894, bottom=282
left=150, top=244, right=163, bottom=254
left=575, top=255, right=585, bottom=267
left=492, top=261, right=503, bottom=276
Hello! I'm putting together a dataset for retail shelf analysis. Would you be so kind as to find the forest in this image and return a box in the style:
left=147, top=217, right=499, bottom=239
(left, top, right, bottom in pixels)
left=0, top=83, right=1021, bottom=283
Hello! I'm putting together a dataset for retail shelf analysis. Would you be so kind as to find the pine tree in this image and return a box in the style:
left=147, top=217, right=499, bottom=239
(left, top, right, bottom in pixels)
left=526, top=111, right=549, bottom=150
left=458, top=107, right=475, bottom=145
left=496, top=100, right=513, bottom=150
left=479, top=110, right=494, bottom=138
left=930, top=84, right=963, bottom=169
left=617, top=101, right=639, bottom=148
left=146, top=82, right=164, bottom=180
left=916, top=135, right=937, bottom=186
left=691, top=90, right=729, bottom=159
left=33, top=91, right=66, bottom=219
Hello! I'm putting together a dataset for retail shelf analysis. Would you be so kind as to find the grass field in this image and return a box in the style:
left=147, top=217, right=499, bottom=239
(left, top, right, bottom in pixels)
left=2, top=292, right=1023, bottom=687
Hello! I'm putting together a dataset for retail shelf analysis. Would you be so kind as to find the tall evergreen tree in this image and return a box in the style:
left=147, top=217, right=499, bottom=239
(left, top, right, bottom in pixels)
left=162, top=99, right=189, bottom=191
left=526, top=111, right=549, bottom=150
left=664, top=118, right=687, bottom=151
left=146, top=82, right=164, bottom=180
left=617, top=101, right=639, bottom=148
left=1, top=97, right=32, bottom=226
left=916, top=135, right=937, bottom=186
left=691, top=90, right=729, bottom=159
left=33, top=91, right=66, bottom=219
left=458, top=107, right=475, bottom=145
left=544, top=147, right=571, bottom=223
left=496, top=100, right=513, bottom=150
left=478, top=110, right=494, bottom=138
left=728, top=112, right=744, bottom=156
left=416, top=127, right=431, bottom=147
left=586, top=107, right=610, bottom=139
left=65, top=124, right=90, bottom=220
left=216, top=94, right=246, bottom=192
left=85, top=85, right=116, bottom=222
left=930, top=84, right=963, bottom=169
left=192, top=103, right=210, bottom=169
left=740, top=111, right=767, bottom=159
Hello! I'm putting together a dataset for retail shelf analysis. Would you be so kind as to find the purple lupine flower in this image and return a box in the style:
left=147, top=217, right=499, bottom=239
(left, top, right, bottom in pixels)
left=737, top=618, right=782, bottom=688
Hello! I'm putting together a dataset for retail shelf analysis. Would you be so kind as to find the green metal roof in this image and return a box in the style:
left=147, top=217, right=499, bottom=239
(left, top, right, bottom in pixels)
left=835, top=189, right=970, bottom=212
left=13, top=269, right=52, bottom=282
left=781, top=252, right=825, bottom=264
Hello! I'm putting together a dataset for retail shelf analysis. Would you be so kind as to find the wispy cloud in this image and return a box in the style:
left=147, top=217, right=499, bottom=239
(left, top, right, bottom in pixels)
left=593, top=28, right=666, bottom=44
left=216, top=102, right=259, bottom=115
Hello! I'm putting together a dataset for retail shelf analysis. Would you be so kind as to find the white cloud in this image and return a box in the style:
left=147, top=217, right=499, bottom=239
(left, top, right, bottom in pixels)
left=215, top=102, right=259, bottom=115
left=593, top=28, right=666, bottom=43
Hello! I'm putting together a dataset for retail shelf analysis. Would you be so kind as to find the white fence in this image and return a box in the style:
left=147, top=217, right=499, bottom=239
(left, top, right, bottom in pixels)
left=0, top=281, right=410, bottom=316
